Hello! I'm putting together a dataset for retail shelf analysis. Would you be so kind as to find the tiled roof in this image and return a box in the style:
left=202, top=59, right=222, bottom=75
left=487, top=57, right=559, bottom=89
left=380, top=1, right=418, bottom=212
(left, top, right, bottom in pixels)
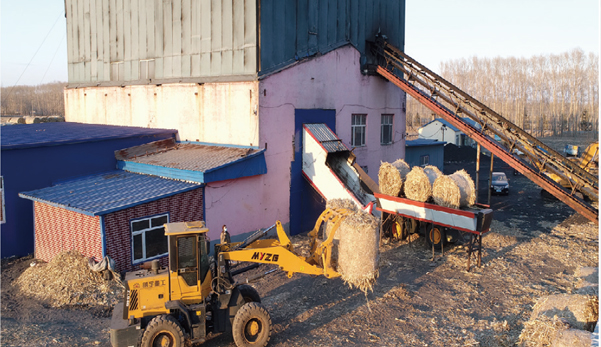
left=19, top=171, right=201, bottom=216
left=1, top=122, right=177, bottom=150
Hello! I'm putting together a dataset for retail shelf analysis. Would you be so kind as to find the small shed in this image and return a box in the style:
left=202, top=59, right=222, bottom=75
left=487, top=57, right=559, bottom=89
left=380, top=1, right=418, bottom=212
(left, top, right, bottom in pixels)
left=405, top=139, right=446, bottom=171
left=1, top=122, right=177, bottom=258
left=19, top=171, right=203, bottom=273
left=418, top=117, right=480, bottom=147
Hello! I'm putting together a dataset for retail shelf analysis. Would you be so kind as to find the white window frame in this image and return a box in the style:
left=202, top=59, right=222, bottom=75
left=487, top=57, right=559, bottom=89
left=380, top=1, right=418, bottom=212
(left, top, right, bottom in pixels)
left=420, top=155, right=430, bottom=166
left=380, top=114, right=393, bottom=145
left=131, top=213, right=169, bottom=264
left=351, top=114, right=367, bottom=147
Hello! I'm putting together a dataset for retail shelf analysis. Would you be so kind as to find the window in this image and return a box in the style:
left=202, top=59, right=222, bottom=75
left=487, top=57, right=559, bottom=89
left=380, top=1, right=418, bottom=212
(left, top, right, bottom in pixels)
left=131, top=214, right=169, bottom=263
left=351, top=114, right=367, bottom=147
left=381, top=114, right=393, bottom=145
left=420, top=155, right=430, bottom=166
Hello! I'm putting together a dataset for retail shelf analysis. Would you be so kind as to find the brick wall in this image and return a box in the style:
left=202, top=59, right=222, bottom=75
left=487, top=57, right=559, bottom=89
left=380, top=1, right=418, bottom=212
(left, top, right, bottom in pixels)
left=103, top=187, right=204, bottom=273
left=33, top=202, right=102, bottom=262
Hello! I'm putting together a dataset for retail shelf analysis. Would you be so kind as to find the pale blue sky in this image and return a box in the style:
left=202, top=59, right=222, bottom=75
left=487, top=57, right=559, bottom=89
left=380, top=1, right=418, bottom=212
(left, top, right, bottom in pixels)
left=1, top=1, right=599, bottom=87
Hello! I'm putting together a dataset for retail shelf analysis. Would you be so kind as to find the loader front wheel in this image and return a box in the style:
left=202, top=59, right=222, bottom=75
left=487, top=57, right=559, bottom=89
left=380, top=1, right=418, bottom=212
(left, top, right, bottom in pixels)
left=139, top=315, right=185, bottom=347
left=238, top=284, right=261, bottom=303
left=232, top=302, right=272, bottom=347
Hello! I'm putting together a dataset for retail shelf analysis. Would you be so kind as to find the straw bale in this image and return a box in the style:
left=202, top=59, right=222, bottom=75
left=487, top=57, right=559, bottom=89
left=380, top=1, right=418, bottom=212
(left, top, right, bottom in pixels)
left=326, top=198, right=359, bottom=212
left=518, top=294, right=598, bottom=347
left=378, top=159, right=410, bottom=197
left=15, top=251, right=124, bottom=308
left=404, top=166, right=442, bottom=202
left=432, top=169, right=476, bottom=208
left=337, top=210, right=380, bottom=294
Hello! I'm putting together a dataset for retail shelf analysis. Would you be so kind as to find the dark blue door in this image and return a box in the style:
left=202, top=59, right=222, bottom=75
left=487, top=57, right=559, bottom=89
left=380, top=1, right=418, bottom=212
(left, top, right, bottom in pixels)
left=289, top=109, right=336, bottom=235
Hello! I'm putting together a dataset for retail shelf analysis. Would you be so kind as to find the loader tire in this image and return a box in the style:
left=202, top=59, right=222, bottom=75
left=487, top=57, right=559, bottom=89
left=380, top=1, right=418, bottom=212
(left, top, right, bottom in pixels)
left=238, top=284, right=261, bottom=303
left=232, top=302, right=272, bottom=347
left=139, top=315, right=185, bottom=347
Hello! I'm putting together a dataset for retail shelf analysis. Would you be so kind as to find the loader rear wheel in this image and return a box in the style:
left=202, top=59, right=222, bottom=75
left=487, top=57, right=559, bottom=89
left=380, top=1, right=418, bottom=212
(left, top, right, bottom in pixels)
left=238, top=284, right=261, bottom=303
left=139, top=315, right=185, bottom=347
left=232, top=302, right=272, bottom=347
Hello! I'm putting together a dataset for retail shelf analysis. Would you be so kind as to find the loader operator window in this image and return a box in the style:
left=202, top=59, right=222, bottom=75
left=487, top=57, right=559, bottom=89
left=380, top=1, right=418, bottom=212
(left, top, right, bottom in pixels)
left=177, top=236, right=198, bottom=287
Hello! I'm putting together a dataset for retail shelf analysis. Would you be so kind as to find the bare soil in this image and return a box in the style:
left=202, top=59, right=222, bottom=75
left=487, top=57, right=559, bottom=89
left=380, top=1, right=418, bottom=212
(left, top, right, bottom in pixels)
left=2, top=136, right=598, bottom=347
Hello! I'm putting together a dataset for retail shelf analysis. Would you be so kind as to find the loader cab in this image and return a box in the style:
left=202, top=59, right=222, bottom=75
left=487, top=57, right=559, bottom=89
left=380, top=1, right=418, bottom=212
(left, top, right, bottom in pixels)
left=164, top=221, right=212, bottom=303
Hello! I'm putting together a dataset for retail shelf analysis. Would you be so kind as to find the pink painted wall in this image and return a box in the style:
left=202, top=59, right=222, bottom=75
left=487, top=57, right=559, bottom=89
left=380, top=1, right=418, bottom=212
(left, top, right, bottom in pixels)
left=203, top=174, right=288, bottom=241
left=258, top=44, right=406, bottom=227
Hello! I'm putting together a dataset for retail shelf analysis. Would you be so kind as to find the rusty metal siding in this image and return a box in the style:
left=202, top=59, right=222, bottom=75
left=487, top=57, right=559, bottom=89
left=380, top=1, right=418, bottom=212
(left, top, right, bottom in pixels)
left=259, top=0, right=405, bottom=75
left=66, top=0, right=258, bottom=86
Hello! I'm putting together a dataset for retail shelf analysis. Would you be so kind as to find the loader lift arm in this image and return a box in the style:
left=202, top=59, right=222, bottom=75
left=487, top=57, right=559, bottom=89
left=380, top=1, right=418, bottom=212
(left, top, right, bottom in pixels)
left=372, top=37, right=598, bottom=224
left=218, top=208, right=352, bottom=280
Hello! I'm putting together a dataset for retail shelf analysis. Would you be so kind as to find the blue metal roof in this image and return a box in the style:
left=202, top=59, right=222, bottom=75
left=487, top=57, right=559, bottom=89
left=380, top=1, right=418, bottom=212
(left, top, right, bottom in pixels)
left=1, top=122, right=177, bottom=150
left=421, top=117, right=481, bottom=133
left=19, top=171, right=201, bottom=216
left=406, top=139, right=446, bottom=147
left=116, top=140, right=267, bottom=184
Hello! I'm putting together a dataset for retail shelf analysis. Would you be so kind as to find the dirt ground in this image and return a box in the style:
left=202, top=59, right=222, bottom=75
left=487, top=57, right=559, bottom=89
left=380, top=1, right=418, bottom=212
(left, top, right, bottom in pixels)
left=1, top=136, right=598, bottom=347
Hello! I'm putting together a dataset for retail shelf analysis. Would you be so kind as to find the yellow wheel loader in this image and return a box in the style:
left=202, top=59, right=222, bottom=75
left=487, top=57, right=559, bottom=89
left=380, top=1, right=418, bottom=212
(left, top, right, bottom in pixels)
left=109, top=208, right=352, bottom=347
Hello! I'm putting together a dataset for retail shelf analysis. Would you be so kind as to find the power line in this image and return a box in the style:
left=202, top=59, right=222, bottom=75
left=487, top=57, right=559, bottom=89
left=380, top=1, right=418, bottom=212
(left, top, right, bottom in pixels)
left=40, top=32, right=66, bottom=85
left=2, top=11, right=64, bottom=103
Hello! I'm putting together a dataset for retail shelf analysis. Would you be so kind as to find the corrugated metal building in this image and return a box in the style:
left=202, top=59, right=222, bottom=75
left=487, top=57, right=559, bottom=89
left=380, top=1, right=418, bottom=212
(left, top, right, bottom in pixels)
left=63, top=0, right=406, bottom=238
left=65, top=0, right=404, bottom=85
left=405, top=139, right=445, bottom=171
left=1, top=123, right=177, bottom=258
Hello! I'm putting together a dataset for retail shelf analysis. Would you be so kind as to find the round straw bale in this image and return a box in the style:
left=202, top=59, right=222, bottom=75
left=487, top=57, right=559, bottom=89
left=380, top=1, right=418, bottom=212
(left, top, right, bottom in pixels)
left=404, top=166, right=442, bottom=202
left=337, top=210, right=380, bottom=294
left=432, top=169, right=476, bottom=208
left=326, top=198, right=359, bottom=212
left=378, top=159, right=410, bottom=197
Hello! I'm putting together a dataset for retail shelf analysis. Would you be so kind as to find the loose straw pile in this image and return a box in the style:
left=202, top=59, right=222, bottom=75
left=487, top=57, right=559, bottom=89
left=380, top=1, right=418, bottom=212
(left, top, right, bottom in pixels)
left=432, top=169, right=476, bottom=209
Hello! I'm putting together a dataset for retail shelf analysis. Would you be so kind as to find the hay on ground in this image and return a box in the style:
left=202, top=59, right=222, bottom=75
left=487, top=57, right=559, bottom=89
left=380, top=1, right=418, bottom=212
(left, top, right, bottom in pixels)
left=378, top=159, right=410, bottom=197
left=404, top=165, right=442, bottom=202
left=518, top=294, right=598, bottom=346
left=337, top=210, right=380, bottom=294
left=432, top=169, right=476, bottom=208
left=15, top=251, right=124, bottom=308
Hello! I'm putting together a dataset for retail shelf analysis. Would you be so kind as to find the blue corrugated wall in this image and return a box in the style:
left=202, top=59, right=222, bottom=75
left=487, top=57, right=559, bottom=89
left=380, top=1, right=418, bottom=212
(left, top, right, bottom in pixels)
left=1, top=134, right=176, bottom=258
left=405, top=145, right=445, bottom=171
left=259, top=0, right=405, bottom=75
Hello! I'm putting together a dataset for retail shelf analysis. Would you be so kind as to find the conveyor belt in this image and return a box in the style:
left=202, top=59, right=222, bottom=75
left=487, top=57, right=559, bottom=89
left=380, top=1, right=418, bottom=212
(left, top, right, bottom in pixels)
left=373, top=37, right=598, bottom=223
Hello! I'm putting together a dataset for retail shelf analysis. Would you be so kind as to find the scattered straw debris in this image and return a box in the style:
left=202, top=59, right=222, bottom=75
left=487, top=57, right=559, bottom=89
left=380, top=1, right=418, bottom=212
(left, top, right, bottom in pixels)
left=15, top=251, right=124, bottom=308
left=337, top=210, right=380, bottom=294
left=403, top=165, right=442, bottom=202
left=432, top=169, right=476, bottom=208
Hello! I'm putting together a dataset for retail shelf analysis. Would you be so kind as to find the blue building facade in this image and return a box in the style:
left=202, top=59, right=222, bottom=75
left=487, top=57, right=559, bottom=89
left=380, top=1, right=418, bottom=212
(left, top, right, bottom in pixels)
left=405, top=139, right=446, bottom=171
left=1, top=123, right=177, bottom=258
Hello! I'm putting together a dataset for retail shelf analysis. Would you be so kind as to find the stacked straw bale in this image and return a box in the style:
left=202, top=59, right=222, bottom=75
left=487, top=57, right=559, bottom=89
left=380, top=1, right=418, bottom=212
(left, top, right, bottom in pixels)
left=337, top=210, right=379, bottom=294
left=403, top=165, right=442, bottom=202
left=378, top=159, right=410, bottom=197
left=432, top=169, right=476, bottom=209
left=16, top=251, right=124, bottom=308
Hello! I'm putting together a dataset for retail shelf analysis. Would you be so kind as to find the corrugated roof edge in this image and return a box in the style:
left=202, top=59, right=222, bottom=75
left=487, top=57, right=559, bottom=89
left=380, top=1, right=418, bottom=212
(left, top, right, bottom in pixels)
left=18, top=173, right=202, bottom=216
left=179, top=141, right=261, bottom=150
left=1, top=123, right=178, bottom=150
left=406, top=139, right=447, bottom=147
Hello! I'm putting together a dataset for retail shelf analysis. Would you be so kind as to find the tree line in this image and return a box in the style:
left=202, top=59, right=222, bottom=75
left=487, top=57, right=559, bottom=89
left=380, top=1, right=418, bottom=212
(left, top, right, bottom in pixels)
left=406, top=48, right=599, bottom=137
left=1, top=82, right=67, bottom=117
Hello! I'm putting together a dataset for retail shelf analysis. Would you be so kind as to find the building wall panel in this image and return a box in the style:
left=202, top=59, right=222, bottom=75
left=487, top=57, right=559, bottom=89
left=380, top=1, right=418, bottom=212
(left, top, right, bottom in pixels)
left=103, top=187, right=204, bottom=272
left=67, top=0, right=258, bottom=85
left=33, top=202, right=103, bottom=263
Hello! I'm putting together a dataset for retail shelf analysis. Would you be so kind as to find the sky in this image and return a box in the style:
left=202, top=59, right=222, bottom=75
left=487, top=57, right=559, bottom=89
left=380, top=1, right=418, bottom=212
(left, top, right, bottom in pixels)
left=0, top=0, right=599, bottom=87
